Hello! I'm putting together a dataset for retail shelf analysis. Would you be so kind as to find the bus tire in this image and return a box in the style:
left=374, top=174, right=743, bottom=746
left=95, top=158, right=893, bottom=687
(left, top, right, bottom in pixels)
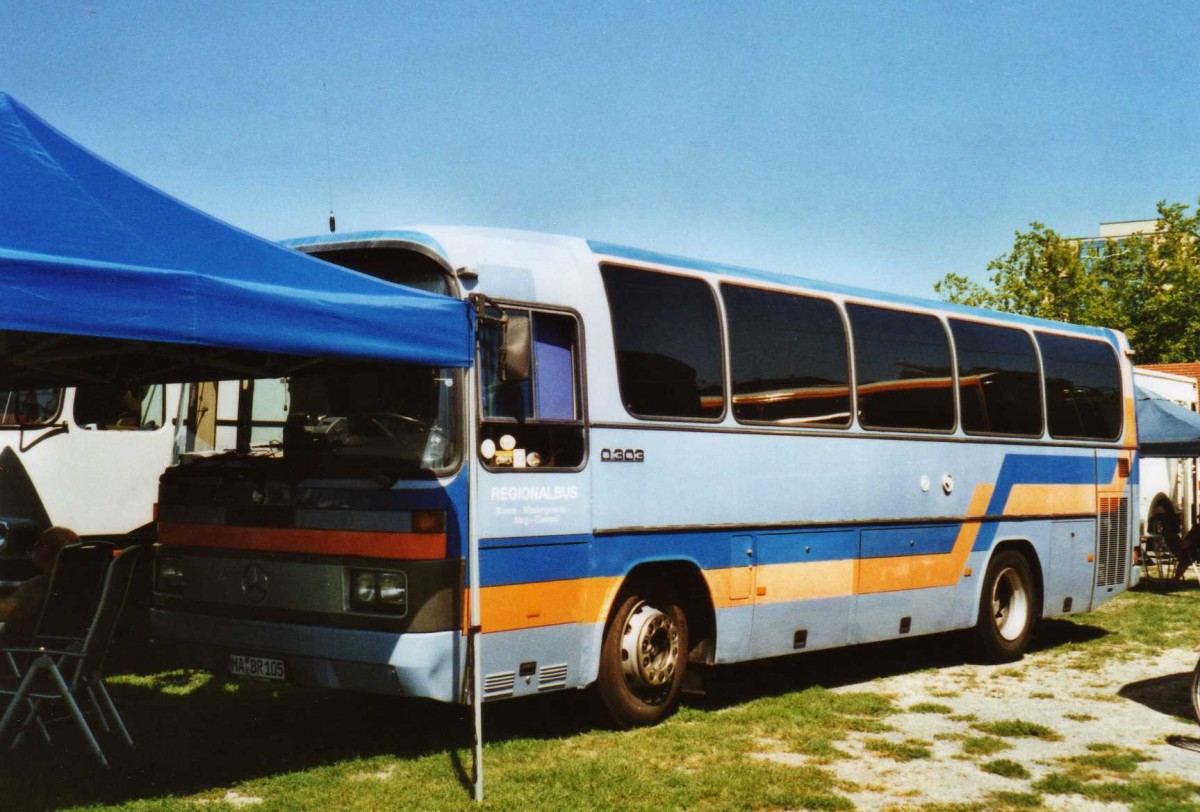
left=597, top=585, right=689, bottom=729
left=973, top=550, right=1036, bottom=663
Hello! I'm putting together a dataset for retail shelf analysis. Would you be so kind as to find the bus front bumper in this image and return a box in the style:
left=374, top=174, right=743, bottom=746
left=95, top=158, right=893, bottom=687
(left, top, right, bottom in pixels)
left=151, top=609, right=463, bottom=703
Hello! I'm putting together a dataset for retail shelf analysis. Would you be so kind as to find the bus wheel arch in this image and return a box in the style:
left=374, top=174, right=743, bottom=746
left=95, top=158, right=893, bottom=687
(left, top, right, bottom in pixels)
left=973, top=541, right=1041, bottom=663
left=595, top=561, right=714, bottom=728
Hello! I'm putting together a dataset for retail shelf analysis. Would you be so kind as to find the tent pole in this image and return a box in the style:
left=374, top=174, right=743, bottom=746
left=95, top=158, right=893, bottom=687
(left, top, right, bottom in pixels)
left=467, top=350, right=484, bottom=802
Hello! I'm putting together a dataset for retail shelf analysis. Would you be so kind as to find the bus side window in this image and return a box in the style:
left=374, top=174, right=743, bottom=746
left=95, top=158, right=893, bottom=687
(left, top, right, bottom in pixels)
left=74, top=384, right=166, bottom=431
left=1036, top=332, right=1122, bottom=441
left=950, top=320, right=1043, bottom=437
left=722, top=283, right=851, bottom=428
left=479, top=308, right=584, bottom=470
left=848, top=304, right=954, bottom=432
left=600, top=265, right=724, bottom=421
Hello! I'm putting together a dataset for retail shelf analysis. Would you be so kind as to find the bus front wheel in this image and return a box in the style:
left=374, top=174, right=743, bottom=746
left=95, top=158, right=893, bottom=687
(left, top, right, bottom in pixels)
left=973, top=550, right=1036, bottom=663
left=597, top=585, right=689, bottom=728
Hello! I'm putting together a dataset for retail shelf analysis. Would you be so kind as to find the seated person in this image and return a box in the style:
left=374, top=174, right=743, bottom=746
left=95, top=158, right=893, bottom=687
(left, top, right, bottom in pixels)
left=0, top=526, right=79, bottom=643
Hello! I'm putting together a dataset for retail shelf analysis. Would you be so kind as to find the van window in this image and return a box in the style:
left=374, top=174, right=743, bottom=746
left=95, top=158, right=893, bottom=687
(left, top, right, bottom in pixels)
left=74, top=384, right=166, bottom=431
left=601, top=265, right=724, bottom=420
left=0, top=388, right=62, bottom=426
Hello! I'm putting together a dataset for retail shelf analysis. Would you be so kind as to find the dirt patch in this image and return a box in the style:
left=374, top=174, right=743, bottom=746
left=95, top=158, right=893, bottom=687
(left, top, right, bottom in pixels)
left=755, top=646, right=1200, bottom=809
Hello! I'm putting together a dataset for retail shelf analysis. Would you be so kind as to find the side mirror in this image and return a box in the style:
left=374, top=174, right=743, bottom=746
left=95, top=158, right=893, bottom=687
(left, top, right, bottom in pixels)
left=501, top=313, right=532, bottom=383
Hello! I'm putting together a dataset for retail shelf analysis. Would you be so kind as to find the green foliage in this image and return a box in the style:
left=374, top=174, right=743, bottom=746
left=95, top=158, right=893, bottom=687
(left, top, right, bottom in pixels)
left=934, top=200, right=1200, bottom=363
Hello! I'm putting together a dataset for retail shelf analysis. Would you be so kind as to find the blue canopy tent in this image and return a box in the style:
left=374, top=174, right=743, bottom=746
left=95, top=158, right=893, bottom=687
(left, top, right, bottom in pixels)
left=1135, top=386, right=1200, bottom=458
left=0, top=92, right=471, bottom=387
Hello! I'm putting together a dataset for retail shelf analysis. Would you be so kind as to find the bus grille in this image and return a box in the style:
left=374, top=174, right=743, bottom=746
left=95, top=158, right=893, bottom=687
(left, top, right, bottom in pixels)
left=483, top=671, right=515, bottom=700
left=1096, top=497, right=1129, bottom=587
left=537, top=663, right=569, bottom=691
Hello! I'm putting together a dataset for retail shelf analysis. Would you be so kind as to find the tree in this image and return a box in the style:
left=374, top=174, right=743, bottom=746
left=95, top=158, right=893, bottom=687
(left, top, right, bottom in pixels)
left=935, top=200, right=1200, bottom=364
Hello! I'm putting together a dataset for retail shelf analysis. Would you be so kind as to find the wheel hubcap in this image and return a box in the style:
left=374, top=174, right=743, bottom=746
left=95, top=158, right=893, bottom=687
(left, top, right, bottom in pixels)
left=991, top=567, right=1029, bottom=641
left=620, top=601, right=681, bottom=700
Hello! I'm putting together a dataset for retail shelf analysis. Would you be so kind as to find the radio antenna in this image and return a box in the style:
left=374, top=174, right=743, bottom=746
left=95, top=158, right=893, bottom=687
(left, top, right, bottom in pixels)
left=322, top=80, right=336, bottom=233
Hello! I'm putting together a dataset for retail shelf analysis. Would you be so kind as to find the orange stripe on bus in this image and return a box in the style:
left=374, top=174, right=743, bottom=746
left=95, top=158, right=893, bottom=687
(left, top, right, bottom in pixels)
left=158, top=522, right=447, bottom=560
left=715, top=561, right=859, bottom=604
left=468, top=576, right=618, bottom=633
left=859, top=484, right=991, bottom=593
left=1005, top=483, right=1096, bottom=515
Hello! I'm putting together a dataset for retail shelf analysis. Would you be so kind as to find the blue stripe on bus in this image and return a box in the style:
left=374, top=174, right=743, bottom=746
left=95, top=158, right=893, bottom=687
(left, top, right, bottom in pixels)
left=859, top=525, right=959, bottom=559
left=478, top=452, right=1125, bottom=587
left=755, top=528, right=856, bottom=565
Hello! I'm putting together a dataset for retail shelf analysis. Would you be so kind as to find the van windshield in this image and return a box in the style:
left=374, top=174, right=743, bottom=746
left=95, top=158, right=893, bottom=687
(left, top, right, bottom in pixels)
left=173, top=361, right=459, bottom=477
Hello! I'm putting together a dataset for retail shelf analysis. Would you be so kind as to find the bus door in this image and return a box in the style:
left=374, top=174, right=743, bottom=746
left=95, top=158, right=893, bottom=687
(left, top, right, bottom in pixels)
left=473, top=305, right=591, bottom=681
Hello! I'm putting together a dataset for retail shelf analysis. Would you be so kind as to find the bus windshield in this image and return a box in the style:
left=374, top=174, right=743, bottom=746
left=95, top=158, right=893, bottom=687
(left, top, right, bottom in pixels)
left=173, top=361, right=459, bottom=477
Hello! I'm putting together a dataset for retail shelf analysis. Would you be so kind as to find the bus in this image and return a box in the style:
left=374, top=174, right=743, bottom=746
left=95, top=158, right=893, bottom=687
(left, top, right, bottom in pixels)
left=0, top=383, right=181, bottom=592
left=151, top=227, right=1137, bottom=727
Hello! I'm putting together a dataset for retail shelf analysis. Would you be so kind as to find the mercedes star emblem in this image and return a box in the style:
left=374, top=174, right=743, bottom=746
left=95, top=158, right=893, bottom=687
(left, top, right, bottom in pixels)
left=242, top=563, right=269, bottom=604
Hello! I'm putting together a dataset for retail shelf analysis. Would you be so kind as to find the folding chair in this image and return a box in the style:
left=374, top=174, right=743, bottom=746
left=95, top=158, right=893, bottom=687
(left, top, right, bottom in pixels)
left=1, top=541, right=113, bottom=744
left=0, top=544, right=142, bottom=766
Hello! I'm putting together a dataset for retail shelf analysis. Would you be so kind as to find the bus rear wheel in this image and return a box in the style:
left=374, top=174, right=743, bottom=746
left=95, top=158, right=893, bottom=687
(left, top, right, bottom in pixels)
left=597, top=586, right=689, bottom=729
left=973, top=550, right=1036, bottom=663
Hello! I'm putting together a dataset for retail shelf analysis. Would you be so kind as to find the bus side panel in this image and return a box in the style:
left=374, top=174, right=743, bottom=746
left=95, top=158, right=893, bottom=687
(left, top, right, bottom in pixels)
left=590, top=428, right=1121, bottom=656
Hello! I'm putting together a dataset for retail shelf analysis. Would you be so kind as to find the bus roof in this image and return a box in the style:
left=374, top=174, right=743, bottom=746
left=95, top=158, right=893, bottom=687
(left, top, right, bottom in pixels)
left=285, top=226, right=1120, bottom=343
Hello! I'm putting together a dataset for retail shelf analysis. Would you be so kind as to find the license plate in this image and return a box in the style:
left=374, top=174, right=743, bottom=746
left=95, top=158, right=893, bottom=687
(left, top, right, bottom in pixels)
left=228, top=654, right=286, bottom=681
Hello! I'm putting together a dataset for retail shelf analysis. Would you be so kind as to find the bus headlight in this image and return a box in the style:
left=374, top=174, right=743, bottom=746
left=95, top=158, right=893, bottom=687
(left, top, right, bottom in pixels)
left=377, top=573, right=406, bottom=605
left=353, top=572, right=377, bottom=604
left=348, top=569, right=408, bottom=615
left=156, top=558, right=185, bottom=593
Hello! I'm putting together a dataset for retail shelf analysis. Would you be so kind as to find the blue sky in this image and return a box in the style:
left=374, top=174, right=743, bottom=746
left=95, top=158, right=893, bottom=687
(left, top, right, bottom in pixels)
left=3, top=2, right=1198, bottom=296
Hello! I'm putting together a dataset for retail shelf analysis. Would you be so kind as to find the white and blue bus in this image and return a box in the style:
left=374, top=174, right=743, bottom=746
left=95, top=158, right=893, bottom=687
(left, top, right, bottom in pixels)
left=152, top=227, right=1137, bottom=727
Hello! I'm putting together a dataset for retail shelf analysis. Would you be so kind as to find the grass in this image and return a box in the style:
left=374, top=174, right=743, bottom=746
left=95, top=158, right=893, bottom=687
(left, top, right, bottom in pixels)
left=970, top=719, right=1063, bottom=741
left=862, top=738, right=933, bottom=761
left=980, top=759, right=1031, bottom=779
left=1034, top=771, right=1200, bottom=811
left=908, top=702, right=954, bottom=714
left=961, top=735, right=1012, bottom=756
left=1, top=583, right=1197, bottom=810
left=1062, top=712, right=1098, bottom=722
